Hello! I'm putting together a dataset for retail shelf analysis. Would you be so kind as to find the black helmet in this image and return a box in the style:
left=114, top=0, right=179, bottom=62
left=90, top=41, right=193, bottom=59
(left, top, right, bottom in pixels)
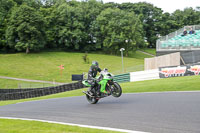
left=92, top=61, right=99, bottom=68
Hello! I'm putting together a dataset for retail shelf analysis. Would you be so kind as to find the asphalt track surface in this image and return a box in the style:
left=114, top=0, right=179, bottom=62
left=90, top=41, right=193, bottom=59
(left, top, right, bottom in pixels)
left=0, top=92, right=200, bottom=133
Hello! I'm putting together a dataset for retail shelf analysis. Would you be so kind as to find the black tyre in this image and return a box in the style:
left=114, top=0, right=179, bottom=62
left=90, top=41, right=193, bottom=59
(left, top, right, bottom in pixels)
left=86, top=94, right=99, bottom=104
left=111, top=82, right=122, bottom=98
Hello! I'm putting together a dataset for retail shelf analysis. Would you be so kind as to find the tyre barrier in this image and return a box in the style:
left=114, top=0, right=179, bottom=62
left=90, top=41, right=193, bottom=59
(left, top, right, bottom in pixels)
left=0, top=81, right=85, bottom=101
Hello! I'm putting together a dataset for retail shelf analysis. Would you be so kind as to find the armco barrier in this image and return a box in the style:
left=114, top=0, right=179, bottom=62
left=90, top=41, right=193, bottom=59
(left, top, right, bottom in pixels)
left=113, top=73, right=130, bottom=83
left=0, top=81, right=84, bottom=101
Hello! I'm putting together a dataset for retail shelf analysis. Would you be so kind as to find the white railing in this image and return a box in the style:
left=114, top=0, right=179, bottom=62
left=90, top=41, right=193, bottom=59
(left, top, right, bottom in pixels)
left=130, top=69, right=159, bottom=82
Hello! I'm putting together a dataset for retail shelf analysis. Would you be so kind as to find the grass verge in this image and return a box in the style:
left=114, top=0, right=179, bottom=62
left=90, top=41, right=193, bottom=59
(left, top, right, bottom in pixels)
left=0, top=118, right=120, bottom=133
left=121, top=75, right=200, bottom=93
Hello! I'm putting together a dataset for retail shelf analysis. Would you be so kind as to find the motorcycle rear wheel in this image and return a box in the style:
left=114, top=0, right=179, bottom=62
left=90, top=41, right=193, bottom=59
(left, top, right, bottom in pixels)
left=111, top=82, right=122, bottom=98
left=86, top=94, right=99, bottom=104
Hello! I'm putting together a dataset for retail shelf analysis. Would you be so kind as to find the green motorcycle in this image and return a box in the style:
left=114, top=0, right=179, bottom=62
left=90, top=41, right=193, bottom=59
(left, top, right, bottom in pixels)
left=82, top=69, right=122, bottom=104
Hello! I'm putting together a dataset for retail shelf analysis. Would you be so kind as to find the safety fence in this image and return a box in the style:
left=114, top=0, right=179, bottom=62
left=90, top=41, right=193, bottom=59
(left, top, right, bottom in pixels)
left=0, top=81, right=84, bottom=101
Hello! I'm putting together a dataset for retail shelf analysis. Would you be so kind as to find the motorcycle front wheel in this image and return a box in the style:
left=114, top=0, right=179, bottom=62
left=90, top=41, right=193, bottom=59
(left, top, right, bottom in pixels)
left=111, top=82, right=122, bottom=98
left=86, top=94, right=99, bottom=104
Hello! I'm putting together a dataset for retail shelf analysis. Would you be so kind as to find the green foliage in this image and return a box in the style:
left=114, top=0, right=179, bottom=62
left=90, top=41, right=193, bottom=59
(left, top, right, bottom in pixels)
left=39, top=4, right=58, bottom=48
left=156, top=12, right=180, bottom=36
left=78, top=0, right=103, bottom=51
left=0, top=0, right=16, bottom=51
left=119, top=2, right=163, bottom=47
left=56, top=2, right=85, bottom=50
left=172, top=8, right=200, bottom=26
left=6, top=4, right=46, bottom=53
left=1, top=0, right=200, bottom=53
left=95, top=8, right=144, bottom=56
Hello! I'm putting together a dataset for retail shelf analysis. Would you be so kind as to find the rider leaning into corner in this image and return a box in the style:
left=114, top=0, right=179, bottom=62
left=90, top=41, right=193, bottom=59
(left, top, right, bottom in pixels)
left=87, top=61, right=102, bottom=96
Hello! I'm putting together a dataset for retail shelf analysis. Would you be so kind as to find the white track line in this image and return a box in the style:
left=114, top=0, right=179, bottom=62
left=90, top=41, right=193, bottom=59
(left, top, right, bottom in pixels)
left=0, top=117, right=149, bottom=133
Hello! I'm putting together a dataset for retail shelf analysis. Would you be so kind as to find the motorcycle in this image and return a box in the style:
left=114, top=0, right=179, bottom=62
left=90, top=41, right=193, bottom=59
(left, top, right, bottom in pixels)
left=82, top=69, right=122, bottom=104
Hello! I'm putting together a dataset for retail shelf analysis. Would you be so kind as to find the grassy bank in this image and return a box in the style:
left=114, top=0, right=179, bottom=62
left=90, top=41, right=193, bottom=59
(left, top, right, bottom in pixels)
left=0, top=118, right=120, bottom=133
left=0, top=52, right=150, bottom=83
left=1, top=75, right=200, bottom=106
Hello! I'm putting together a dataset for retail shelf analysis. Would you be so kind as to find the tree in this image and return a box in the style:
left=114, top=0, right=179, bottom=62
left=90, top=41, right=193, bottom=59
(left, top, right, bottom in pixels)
left=172, top=8, right=200, bottom=27
left=54, top=1, right=85, bottom=50
left=119, top=2, right=163, bottom=47
left=95, top=8, right=144, bottom=56
left=78, top=0, right=103, bottom=51
left=154, top=12, right=180, bottom=36
left=2, top=0, right=200, bottom=54
left=0, top=0, right=16, bottom=52
left=40, top=3, right=58, bottom=48
left=6, top=4, right=46, bottom=53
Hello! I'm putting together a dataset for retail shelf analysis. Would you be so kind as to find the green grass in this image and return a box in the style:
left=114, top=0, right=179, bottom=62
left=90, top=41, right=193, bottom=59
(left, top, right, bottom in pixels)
left=0, top=52, right=150, bottom=83
left=121, top=75, right=200, bottom=93
left=0, top=119, right=120, bottom=133
left=1, top=75, right=200, bottom=106
left=128, top=50, right=152, bottom=59
left=0, top=78, right=53, bottom=89
left=140, top=48, right=156, bottom=55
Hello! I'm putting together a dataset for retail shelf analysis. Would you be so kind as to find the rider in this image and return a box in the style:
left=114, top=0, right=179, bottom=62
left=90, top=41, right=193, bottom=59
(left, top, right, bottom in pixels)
left=87, top=61, right=102, bottom=95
